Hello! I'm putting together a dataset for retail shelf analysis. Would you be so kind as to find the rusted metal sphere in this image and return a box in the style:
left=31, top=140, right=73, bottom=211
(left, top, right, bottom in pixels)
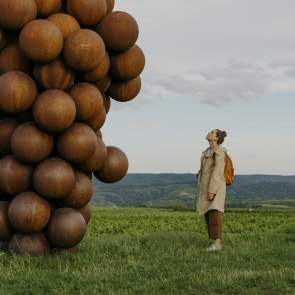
left=94, top=146, right=128, bottom=183
left=46, top=207, right=86, bottom=248
left=19, top=19, right=63, bottom=62
left=0, top=71, right=37, bottom=114
left=0, top=27, right=8, bottom=50
left=10, top=121, right=53, bottom=163
left=63, top=29, right=105, bottom=71
left=33, top=89, right=76, bottom=133
left=102, top=94, right=111, bottom=114
left=85, top=107, right=106, bottom=132
left=33, top=58, right=75, bottom=90
left=0, top=0, right=37, bottom=31
left=107, top=76, right=141, bottom=102
left=47, top=13, right=80, bottom=39
left=0, top=155, right=33, bottom=195
left=78, top=203, right=92, bottom=225
left=110, top=45, right=145, bottom=81
left=68, top=82, right=104, bottom=123
left=60, top=170, right=93, bottom=209
left=78, top=137, right=107, bottom=173
left=78, top=53, right=110, bottom=83
left=33, top=157, right=75, bottom=199
left=92, top=74, right=111, bottom=93
left=8, top=191, right=51, bottom=233
left=0, top=43, right=32, bottom=75
left=57, top=122, right=97, bottom=164
left=66, top=0, right=107, bottom=27
left=95, top=130, right=102, bottom=139
left=106, top=0, right=115, bottom=14
left=0, top=117, right=21, bottom=155
left=0, top=201, right=14, bottom=240
left=8, top=232, right=50, bottom=256
left=35, top=0, right=62, bottom=18
left=96, top=11, right=139, bottom=53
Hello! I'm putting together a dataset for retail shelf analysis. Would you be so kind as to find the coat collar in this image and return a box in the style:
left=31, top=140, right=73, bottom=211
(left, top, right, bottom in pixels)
left=202, top=146, right=227, bottom=157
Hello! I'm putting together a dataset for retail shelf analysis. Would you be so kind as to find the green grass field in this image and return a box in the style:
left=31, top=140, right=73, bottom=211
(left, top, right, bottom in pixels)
left=0, top=208, right=295, bottom=295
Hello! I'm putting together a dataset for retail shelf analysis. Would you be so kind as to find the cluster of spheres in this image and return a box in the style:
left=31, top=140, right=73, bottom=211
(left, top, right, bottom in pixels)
left=0, top=0, right=145, bottom=256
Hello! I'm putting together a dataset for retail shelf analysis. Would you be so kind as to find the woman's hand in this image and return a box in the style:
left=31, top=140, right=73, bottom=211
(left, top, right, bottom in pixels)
left=208, top=193, right=215, bottom=201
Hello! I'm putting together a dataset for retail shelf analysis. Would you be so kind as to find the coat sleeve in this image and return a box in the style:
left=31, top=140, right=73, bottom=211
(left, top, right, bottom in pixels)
left=208, top=152, right=225, bottom=194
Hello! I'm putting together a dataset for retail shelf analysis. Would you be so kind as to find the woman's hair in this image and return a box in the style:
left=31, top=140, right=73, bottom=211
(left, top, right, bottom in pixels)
left=216, top=129, right=227, bottom=144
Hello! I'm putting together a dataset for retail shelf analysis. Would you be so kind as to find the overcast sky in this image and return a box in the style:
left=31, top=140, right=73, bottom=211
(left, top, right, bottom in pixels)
left=101, top=0, right=295, bottom=175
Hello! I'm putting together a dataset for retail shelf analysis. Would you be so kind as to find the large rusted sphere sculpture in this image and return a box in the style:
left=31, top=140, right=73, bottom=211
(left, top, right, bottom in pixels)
left=0, top=201, right=14, bottom=241
left=0, top=27, right=8, bottom=50
left=10, top=121, right=53, bottom=163
left=8, top=232, right=50, bottom=256
left=68, top=82, right=104, bottom=122
left=33, top=58, right=75, bottom=90
left=19, top=19, right=63, bottom=63
left=0, top=43, right=32, bottom=75
left=0, top=117, right=21, bottom=155
left=63, top=29, right=105, bottom=71
left=110, top=45, right=145, bottom=81
left=0, top=155, right=33, bottom=195
left=0, top=0, right=37, bottom=31
left=67, top=0, right=107, bottom=27
left=46, top=207, right=86, bottom=248
left=60, top=171, right=93, bottom=209
left=57, top=123, right=97, bottom=164
left=79, top=53, right=110, bottom=83
left=0, top=71, right=37, bottom=114
left=78, top=203, right=92, bottom=225
left=107, top=76, right=141, bottom=102
left=85, top=107, right=106, bottom=132
left=8, top=191, right=51, bottom=233
left=79, top=137, right=107, bottom=173
left=47, top=13, right=80, bottom=39
left=35, top=0, right=62, bottom=18
left=94, top=146, right=128, bottom=183
left=33, top=89, right=76, bottom=133
left=92, top=74, right=111, bottom=93
left=96, top=11, right=139, bottom=53
left=33, top=157, right=75, bottom=199
left=106, top=0, right=115, bottom=15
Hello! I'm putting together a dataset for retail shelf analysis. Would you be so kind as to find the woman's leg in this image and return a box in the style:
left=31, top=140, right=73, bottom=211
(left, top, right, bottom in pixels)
left=208, top=210, right=222, bottom=248
left=204, top=212, right=210, bottom=238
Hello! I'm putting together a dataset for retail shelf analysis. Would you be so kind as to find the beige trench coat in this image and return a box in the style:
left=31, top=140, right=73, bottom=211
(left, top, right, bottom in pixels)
left=196, top=146, right=227, bottom=214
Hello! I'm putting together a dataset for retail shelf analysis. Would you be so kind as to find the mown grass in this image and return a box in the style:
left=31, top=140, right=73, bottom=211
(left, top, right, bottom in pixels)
left=0, top=208, right=294, bottom=295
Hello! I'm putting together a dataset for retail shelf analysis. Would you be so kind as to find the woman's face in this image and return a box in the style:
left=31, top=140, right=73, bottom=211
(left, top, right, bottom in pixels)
left=206, top=129, right=218, bottom=142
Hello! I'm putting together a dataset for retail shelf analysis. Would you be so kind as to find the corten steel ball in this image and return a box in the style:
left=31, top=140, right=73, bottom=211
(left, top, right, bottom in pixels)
left=35, top=0, right=62, bottom=18
left=102, top=93, right=111, bottom=114
left=78, top=137, right=107, bottom=173
left=0, top=155, right=33, bottom=195
left=60, top=170, right=93, bottom=209
left=33, top=157, right=75, bottom=199
left=0, top=71, right=37, bottom=114
left=96, top=11, right=139, bottom=53
left=66, top=0, right=107, bottom=27
left=68, top=82, right=104, bottom=123
left=107, top=76, right=141, bottom=102
left=10, top=121, right=53, bottom=163
left=57, top=122, right=97, bottom=164
left=106, top=0, right=115, bottom=15
left=78, top=53, right=110, bottom=83
left=47, top=13, right=80, bottom=39
left=0, top=43, right=32, bottom=75
left=45, top=207, right=86, bottom=248
left=78, top=203, right=92, bottom=225
left=110, top=45, right=145, bottom=81
left=63, top=29, right=105, bottom=71
left=19, top=19, right=63, bottom=63
left=33, top=58, right=75, bottom=90
left=0, top=201, right=14, bottom=241
left=0, top=0, right=37, bottom=31
left=8, top=232, right=50, bottom=256
left=33, top=89, right=76, bottom=133
left=95, top=130, right=102, bottom=139
left=94, top=146, right=128, bottom=183
left=0, top=27, right=8, bottom=51
left=0, top=117, right=21, bottom=155
left=85, top=107, right=106, bottom=132
left=92, top=74, right=111, bottom=93
left=8, top=191, right=51, bottom=233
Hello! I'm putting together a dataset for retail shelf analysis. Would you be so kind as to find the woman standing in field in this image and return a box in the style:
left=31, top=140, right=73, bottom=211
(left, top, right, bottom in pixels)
left=196, top=129, right=227, bottom=251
